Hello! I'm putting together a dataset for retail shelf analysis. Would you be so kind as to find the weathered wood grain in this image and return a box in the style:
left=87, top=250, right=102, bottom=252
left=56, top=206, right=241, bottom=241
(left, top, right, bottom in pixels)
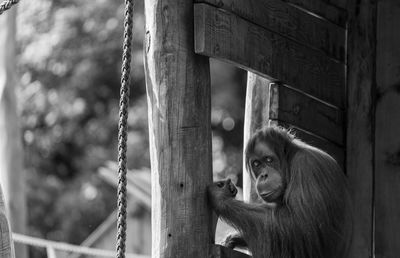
left=194, top=3, right=346, bottom=108
left=144, top=0, right=213, bottom=257
left=282, top=0, right=347, bottom=27
left=374, top=1, right=400, bottom=257
left=346, top=0, right=376, bottom=257
left=269, top=82, right=345, bottom=164
left=326, top=0, right=348, bottom=9
left=195, top=0, right=346, bottom=61
left=269, top=84, right=344, bottom=145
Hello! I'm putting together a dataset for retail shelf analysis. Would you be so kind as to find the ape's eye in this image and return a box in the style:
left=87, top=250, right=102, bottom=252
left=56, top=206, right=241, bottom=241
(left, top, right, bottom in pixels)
left=252, top=160, right=261, bottom=168
left=265, top=156, right=274, bottom=164
left=217, top=182, right=224, bottom=188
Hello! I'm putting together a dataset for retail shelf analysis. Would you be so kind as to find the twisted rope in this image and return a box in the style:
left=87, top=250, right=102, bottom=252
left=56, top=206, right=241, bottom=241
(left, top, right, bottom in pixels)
left=0, top=0, right=19, bottom=15
left=116, top=0, right=134, bottom=257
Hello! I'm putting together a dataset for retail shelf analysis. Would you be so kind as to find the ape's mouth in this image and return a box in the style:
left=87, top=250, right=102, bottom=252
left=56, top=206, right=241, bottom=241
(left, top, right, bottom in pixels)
left=259, top=192, right=273, bottom=199
left=259, top=191, right=279, bottom=202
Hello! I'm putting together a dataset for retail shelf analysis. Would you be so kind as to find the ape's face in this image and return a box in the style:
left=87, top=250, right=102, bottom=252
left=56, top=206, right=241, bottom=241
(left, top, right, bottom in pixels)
left=248, top=141, right=284, bottom=204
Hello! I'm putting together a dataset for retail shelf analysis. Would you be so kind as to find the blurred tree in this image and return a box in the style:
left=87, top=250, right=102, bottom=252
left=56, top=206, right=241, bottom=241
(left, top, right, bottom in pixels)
left=14, top=0, right=246, bottom=257
left=16, top=1, right=147, bottom=257
left=0, top=6, right=28, bottom=258
left=210, top=59, right=247, bottom=184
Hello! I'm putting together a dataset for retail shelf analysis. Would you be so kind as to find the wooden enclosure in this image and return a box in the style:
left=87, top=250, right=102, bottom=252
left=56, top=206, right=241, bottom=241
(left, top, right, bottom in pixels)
left=145, top=0, right=400, bottom=257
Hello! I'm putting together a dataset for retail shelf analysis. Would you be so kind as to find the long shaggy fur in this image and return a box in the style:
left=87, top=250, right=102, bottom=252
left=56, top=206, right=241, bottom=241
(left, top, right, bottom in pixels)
left=209, top=126, right=353, bottom=258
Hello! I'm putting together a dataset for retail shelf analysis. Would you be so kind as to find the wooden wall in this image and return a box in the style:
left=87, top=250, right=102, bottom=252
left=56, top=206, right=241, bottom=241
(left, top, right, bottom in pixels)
left=375, top=1, right=400, bottom=257
left=145, top=0, right=400, bottom=256
left=347, top=1, right=400, bottom=257
left=346, top=0, right=376, bottom=257
left=196, top=0, right=400, bottom=257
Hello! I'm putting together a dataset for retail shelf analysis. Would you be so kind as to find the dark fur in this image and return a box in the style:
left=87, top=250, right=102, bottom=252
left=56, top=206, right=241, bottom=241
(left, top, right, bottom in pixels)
left=208, top=126, right=352, bottom=258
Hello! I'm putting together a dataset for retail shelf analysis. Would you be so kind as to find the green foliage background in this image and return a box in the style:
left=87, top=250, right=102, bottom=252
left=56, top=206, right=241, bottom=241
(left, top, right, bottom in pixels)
left=16, top=0, right=246, bottom=257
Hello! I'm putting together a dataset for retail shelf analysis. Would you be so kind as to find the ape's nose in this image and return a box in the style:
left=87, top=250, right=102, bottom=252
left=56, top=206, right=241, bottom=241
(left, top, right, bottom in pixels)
left=260, top=173, right=268, bottom=179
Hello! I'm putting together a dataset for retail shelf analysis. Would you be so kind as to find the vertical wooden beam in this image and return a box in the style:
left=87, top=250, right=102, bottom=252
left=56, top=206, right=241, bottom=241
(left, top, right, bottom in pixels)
left=375, top=1, right=400, bottom=257
left=346, top=0, right=377, bottom=257
left=242, top=73, right=272, bottom=202
left=144, top=0, right=213, bottom=257
left=46, top=246, right=57, bottom=258
left=0, top=7, right=25, bottom=258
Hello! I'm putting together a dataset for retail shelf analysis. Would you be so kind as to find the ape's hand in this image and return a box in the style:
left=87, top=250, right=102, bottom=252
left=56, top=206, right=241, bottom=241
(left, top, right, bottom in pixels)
left=207, top=179, right=237, bottom=204
left=222, top=233, right=248, bottom=249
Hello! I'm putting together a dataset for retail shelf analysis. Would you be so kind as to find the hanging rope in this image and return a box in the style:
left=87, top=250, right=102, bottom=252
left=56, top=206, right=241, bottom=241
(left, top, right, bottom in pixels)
left=116, top=0, right=134, bottom=257
left=0, top=0, right=19, bottom=15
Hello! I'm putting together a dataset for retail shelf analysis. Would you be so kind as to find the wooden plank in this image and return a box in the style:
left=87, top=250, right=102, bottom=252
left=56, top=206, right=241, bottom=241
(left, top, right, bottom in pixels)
left=269, top=84, right=344, bottom=145
left=195, top=0, right=346, bottom=61
left=375, top=1, right=400, bottom=257
left=282, top=0, right=347, bottom=27
left=213, top=245, right=251, bottom=258
left=286, top=0, right=348, bottom=10
left=269, top=81, right=345, bottom=166
left=194, top=4, right=346, bottom=108
left=144, top=0, right=213, bottom=257
left=325, top=0, right=348, bottom=9
left=346, top=0, right=376, bottom=257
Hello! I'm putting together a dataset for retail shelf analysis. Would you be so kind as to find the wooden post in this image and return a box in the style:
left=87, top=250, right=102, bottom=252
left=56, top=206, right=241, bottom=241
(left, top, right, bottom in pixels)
left=242, top=73, right=272, bottom=203
left=46, top=246, right=57, bottom=258
left=346, top=0, right=377, bottom=257
left=375, top=1, right=400, bottom=256
left=0, top=7, right=26, bottom=258
left=144, top=0, right=213, bottom=257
